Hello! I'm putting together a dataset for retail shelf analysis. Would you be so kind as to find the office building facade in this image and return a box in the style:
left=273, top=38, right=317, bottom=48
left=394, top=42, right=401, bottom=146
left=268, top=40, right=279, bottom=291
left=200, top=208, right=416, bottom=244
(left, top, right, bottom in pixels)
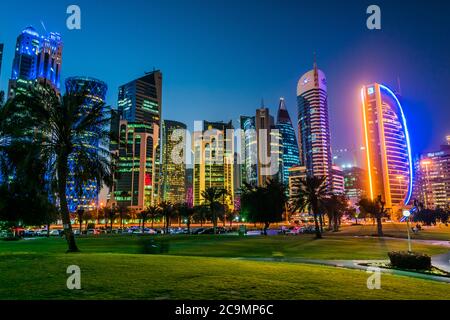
left=361, top=83, right=413, bottom=211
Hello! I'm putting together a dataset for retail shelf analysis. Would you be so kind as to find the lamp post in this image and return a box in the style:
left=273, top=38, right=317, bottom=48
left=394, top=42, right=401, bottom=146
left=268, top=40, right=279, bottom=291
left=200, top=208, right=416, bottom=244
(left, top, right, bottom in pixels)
left=403, top=210, right=412, bottom=253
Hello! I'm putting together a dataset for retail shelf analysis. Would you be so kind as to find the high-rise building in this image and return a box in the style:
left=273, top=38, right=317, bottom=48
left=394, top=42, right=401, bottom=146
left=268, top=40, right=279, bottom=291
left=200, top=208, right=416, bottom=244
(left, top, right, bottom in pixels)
left=192, top=120, right=234, bottom=210
left=239, top=115, right=258, bottom=186
left=288, top=165, right=307, bottom=200
left=361, top=83, right=413, bottom=212
left=161, top=120, right=187, bottom=204
left=276, top=97, right=300, bottom=186
left=118, top=71, right=162, bottom=125
left=414, top=138, right=450, bottom=209
left=331, top=165, right=345, bottom=194
left=9, top=27, right=62, bottom=97
left=343, top=166, right=367, bottom=205
left=297, top=61, right=332, bottom=185
left=64, top=77, right=108, bottom=212
left=112, top=71, right=163, bottom=210
left=256, top=105, right=278, bottom=186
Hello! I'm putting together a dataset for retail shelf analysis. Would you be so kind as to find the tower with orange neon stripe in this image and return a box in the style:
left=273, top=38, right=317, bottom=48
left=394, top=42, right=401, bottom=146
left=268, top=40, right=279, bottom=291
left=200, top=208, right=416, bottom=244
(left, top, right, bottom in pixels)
left=360, top=83, right=413, bottom=212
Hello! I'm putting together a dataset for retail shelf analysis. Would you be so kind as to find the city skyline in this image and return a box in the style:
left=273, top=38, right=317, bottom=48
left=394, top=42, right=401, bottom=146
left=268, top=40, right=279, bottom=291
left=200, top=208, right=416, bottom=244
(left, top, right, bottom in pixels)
left=0, top=0, right=449, bottom=159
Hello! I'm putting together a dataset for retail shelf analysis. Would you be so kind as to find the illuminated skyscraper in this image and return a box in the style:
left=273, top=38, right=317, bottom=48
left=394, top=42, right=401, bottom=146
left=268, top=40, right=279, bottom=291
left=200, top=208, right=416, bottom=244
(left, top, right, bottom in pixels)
left=343, top=167, right=367, bottom=206
left=297, top=61, right=332, bottom=184
left=8, top=27, right=62, bottom=97
left=112, top=71, right=163, bottom=210
left=414, top=138, right=450, bottom=209
left=239, top=115, right=257, bottom=186
left=361, top=83, right=413, bottom=211
left=161, top=120, right=187, bottom=204
left=276, top=98, right=300, bottom=186
left=64, top=77, right=108, bottom=212
left=193, top=121, right=234, bottom=209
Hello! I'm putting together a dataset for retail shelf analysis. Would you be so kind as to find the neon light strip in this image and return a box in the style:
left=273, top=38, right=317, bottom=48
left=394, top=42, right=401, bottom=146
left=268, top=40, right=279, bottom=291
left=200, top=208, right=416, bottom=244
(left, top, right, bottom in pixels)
left=361, top=87, right=374, bottom=200
left=379, top=84, right=413, bottom=205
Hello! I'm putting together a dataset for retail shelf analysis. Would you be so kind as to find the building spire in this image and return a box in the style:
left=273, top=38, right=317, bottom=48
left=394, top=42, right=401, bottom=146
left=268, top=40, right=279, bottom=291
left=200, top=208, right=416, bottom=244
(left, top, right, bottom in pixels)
left=279, top=97, right=286, bottom=110
left=260, top=97, right=265, bottom=108
left=313, top=52, right=319, bottom=86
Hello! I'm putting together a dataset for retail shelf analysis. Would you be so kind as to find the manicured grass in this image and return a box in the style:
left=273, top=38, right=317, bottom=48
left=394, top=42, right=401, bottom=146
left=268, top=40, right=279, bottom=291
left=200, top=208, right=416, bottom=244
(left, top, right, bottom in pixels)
left=336, top=223, right=450, bottom=241
left=0, top=252, right=449, bottom=300
left=1, top=234, right=448, bottom=260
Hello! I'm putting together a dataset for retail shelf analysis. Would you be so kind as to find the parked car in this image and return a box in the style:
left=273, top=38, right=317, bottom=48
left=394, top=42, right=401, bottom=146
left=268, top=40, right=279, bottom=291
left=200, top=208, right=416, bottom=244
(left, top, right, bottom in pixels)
left=36, top=229, right=49, bottom=237
left=49, top=229, right=62, bottom=236
left=23, top=229, right=37, bottom=237
left=87, top=229, right=100, bottom=235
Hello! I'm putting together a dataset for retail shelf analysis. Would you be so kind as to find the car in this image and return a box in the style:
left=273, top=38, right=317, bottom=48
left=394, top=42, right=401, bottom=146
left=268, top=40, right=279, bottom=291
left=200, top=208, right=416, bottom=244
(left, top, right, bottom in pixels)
left=87, top=229, right=100, bottom=235
left=132, top=229, right=143, bottom=234
left=36, top=229, right=49, bottom=236
left=49, top=229, right=62, bottom=236
left=143, top=228, right=157, bottom=234
left=23, top=229, right=37, bottom=237
left=198, top=228, right=215, bottom=234
left=191, top=228, right=205, bottom=234
left=73, top=229, right=81, bottom=236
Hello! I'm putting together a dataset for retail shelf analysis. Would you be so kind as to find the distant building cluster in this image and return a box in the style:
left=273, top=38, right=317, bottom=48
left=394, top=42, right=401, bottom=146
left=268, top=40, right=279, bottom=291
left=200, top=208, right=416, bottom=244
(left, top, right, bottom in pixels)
left=2, top=26, right=449, bottom=216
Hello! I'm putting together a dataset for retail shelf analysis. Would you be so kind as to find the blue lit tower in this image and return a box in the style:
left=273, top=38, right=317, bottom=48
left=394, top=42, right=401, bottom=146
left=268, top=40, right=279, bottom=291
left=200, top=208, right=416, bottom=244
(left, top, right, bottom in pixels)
left=65, top=77, right=108, bottom=212
left=8, top=27, right=63, bottom=97
left=276, top=97, right=300, bottom=186
left=297, top=61, right=332, bottom=184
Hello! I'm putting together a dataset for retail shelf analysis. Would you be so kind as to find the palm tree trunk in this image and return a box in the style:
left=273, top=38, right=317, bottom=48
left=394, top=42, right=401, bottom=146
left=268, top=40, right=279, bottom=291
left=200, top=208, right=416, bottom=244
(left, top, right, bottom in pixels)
left=313, top=213, right=322, bottom=239
left=319, top=214, right=324, bottom=233
left=376, top=216, right=383, bottom=237
left=57, top=157, right=79, bottom=252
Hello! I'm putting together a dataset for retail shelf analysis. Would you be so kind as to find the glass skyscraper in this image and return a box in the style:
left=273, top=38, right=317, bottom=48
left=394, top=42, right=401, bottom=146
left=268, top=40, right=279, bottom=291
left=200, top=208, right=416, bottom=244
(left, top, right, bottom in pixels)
left=239, top=115, right=258, bottom=186
left=276, top=97, right=300, bottom=186
left=297, top=62, right=332, bottom=184
left=64, top=77, right=108, bottom=212
left=112, top=71, right=163, bottom=210
left=361, top=83, right=413, bottom=211
left=8, top=27, right=62, bottom=97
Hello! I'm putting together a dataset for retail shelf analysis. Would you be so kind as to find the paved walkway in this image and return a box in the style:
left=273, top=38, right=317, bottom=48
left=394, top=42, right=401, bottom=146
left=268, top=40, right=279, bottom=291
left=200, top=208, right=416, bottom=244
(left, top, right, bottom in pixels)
left=233, top=255, right=450, bottom=283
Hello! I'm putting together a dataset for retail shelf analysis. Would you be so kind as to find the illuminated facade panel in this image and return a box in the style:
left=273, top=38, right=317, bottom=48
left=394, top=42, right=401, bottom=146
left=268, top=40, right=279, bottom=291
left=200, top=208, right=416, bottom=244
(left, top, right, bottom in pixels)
left=361, top=83, right=413, bottom=211
left=193, top=121, right=234, bottom=210
left=414, top=139, right=450, bottom=209
left=161, top=120, right=187, bottom=204
left=240, top=115, right=257, bottom=186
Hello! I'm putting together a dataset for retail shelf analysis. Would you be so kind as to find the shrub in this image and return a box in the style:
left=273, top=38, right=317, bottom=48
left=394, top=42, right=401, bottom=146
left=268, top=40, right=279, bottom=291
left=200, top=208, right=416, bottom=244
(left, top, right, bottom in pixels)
left=388, top=251, right=431, bottom=270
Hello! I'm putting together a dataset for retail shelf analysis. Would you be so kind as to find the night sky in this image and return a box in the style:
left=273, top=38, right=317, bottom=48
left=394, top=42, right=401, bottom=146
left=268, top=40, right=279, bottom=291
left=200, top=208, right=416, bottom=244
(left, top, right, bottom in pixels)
left=1, top=0, right=449, bottom=161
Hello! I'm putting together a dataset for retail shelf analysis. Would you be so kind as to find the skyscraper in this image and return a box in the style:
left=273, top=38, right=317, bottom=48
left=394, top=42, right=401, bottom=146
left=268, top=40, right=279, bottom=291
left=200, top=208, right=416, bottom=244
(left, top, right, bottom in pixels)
left=297, top=61, right=332, bottom=184
left=9, top=27, right=62, bottom=97
left=239, top=115, right=257, bottom=186
left=161, top=120, right=187, bottom=204
left=276, top=97, right=300, bottom=186
left=256, top=105, right=277, bottom=186
left=193, top=120, right=234, bottom=209
left=361, top=83, right=413, bottom=212
left=64, top=77, right=108, bottom=212
left=112, top=71, right=163, bottom=210
left=343, top=166, right=367, bottom=206
left=414, top=137, right=450, bottom=209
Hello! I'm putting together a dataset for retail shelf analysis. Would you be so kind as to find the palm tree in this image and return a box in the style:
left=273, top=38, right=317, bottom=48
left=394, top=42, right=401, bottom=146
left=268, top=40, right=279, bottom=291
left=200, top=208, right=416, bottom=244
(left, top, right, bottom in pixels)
left=291, top=176, right=328, bottom=239
left=358, top=195, right=387, bottom=237
left=177, top=202, right=195, bottom=234
left=145, top=205, right=161, bottom=229
left=3, top=84, right=113, bottom=252
left=323, top=194, right=349, bottom=232
left=159, top=201, right=174, bottom=234
left=201, top=187, right=223, bottom=234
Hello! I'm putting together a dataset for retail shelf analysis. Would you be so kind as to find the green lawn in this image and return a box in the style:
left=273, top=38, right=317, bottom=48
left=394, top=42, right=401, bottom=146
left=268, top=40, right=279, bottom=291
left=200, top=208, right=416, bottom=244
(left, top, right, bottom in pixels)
left=336, top=222, right=450, bottom=241
left=1, top=252, right=450, bottom=300
left=1, top=233, right=449, bottom=300
left=1, top=234, right=447, bottom=260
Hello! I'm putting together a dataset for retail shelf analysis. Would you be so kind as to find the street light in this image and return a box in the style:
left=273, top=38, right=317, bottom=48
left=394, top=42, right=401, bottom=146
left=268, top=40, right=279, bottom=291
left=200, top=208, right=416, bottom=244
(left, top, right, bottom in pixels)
left=403, top=210, right=412, bottom=253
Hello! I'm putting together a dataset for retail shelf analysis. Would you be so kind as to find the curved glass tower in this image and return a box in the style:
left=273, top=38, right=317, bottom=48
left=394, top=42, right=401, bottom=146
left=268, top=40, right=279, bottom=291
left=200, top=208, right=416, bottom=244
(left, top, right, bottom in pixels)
left=297, top=63, right=332, bottom=183
left=65, top=77, right=108, bottom=212
left=361, top=83, right=413, bottom=211
left=276, top=98, right=300, bottom=186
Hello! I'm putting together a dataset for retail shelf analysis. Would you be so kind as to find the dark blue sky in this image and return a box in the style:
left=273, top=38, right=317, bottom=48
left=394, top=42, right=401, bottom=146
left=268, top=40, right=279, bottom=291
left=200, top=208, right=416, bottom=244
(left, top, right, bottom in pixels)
left=1, top=0, right=449, bottom=161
